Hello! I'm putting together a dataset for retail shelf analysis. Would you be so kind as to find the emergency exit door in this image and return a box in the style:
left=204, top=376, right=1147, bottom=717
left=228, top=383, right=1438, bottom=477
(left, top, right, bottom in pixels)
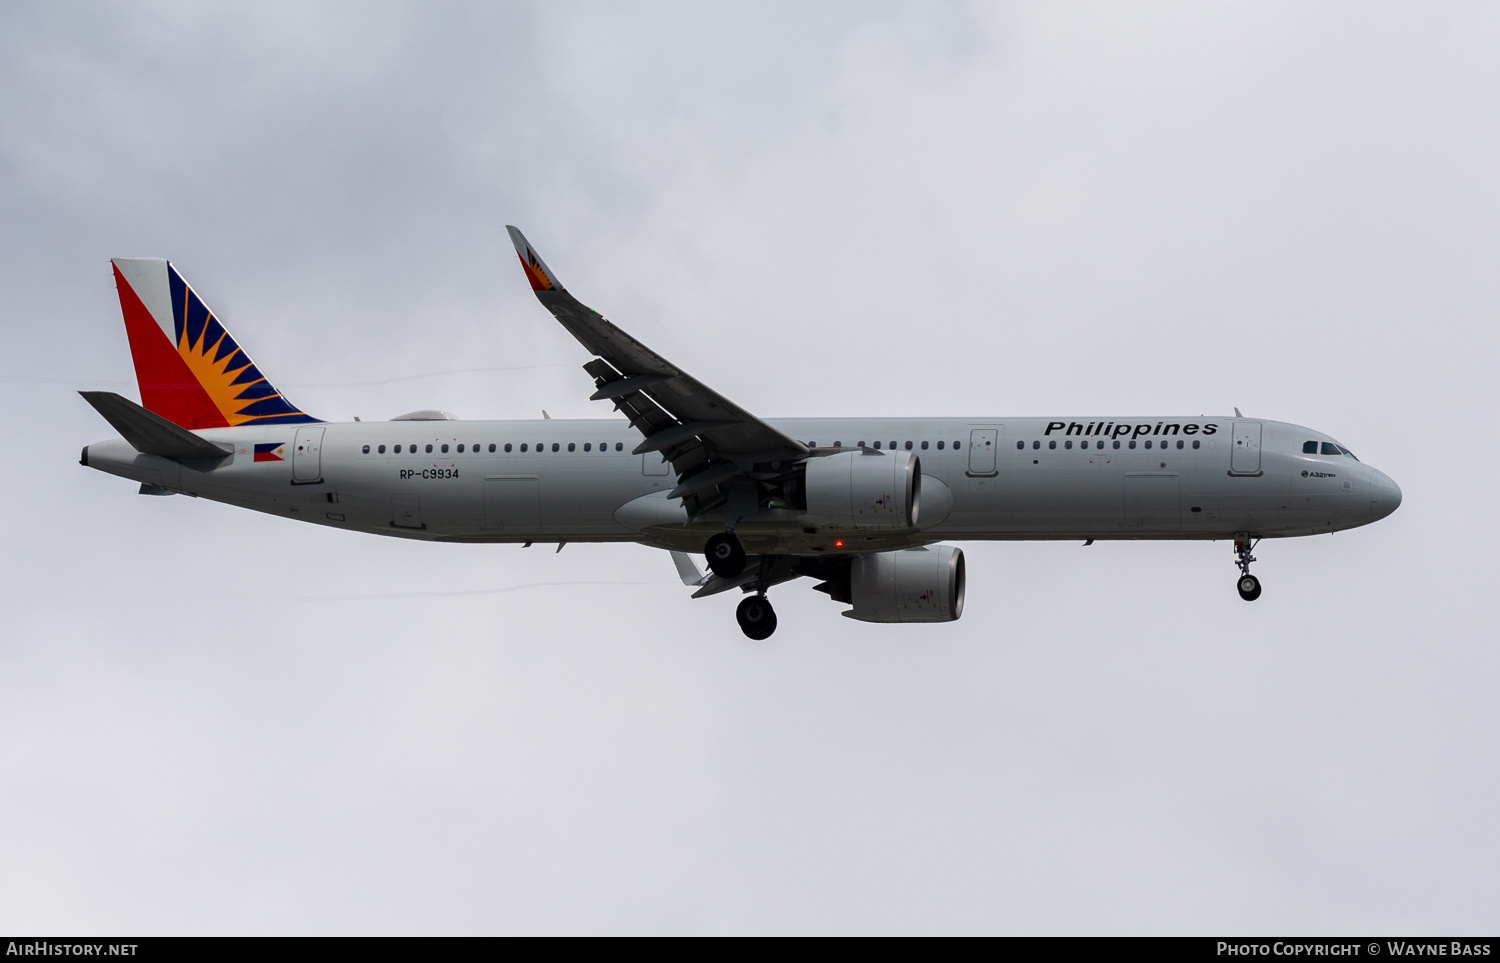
left=292, top=426, right=325, bottom=483
left=1230, top=422, right=1261, bottom=474
left=968, top=428, right=998, bottom=475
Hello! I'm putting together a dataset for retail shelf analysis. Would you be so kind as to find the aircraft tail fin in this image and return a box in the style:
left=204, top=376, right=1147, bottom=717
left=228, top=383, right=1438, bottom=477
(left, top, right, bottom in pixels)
left=109, top=258, right=319, bottom=429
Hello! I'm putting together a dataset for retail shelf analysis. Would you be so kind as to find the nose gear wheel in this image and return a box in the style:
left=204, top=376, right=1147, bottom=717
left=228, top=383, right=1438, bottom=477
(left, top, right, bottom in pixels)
left=1233, top=535, right=1262, bottom=602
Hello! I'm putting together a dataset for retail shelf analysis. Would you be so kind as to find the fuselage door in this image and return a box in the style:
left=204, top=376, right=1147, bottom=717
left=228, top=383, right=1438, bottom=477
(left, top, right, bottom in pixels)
left=968, top=428, right=998, bottom=475
left=1124, top=473, right=1182, bottom=530
left=392, top=495, right=423, bottom=530
left=1231, top=421, right=1262, bottom=474
left=482, top=475, right=541, bottom=533
left=293, top=426, right=325, bottom=483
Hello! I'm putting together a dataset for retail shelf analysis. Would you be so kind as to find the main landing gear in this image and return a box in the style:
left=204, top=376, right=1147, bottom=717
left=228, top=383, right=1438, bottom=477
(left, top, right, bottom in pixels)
left=736, top=594, right=777, bottom=640
left=707, top=533, right=777, bottom=639
left=1234, top=535, right=1262, bottom=601
left=705, top=531, right=746, bottom=578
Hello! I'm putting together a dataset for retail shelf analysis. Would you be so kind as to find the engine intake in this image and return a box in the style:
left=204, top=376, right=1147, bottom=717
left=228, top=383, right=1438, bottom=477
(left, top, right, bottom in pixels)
left=802, top=449, right=920, bottom=530
left=845, top=545, right=965, bottom=623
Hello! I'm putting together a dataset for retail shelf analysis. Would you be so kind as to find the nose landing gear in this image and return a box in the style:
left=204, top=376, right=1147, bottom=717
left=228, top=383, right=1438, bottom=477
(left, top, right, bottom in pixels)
left=705, top=532, right=746, bottom=578
left=1234, top=535, right=1262, bottom=601
left=736, top=594, right=777, bottom=640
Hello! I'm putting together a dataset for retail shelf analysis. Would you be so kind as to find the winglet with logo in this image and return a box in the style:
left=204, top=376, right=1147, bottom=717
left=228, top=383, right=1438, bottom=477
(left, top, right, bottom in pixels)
left=506, top=226, right=563, bottom=294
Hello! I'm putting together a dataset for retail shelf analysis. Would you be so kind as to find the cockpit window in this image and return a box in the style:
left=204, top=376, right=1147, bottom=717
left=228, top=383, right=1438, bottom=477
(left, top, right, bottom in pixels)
left=1321, top=442, right=1340, bottom=455
left=1303, top=441, right=1318, bottom=454
left=1338, top=445, right=1358, bottom=460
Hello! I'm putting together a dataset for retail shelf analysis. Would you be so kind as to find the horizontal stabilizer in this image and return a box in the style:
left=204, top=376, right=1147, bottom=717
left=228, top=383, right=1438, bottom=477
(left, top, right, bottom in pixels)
left=80, top=391, right=231, bottom=460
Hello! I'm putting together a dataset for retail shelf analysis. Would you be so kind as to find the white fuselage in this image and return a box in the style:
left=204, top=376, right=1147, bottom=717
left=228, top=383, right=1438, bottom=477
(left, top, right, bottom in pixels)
left=82, top=415, right=1402, bottom=556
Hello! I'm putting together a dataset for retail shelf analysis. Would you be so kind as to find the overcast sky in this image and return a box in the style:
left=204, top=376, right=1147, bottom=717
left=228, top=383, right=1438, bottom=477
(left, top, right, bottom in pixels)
left=2, top=0, right=1497, bottom=935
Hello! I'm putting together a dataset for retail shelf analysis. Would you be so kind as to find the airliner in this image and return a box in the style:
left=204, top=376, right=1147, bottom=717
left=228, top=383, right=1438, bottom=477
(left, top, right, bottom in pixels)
left=79, top=227, right=1402, bottom=638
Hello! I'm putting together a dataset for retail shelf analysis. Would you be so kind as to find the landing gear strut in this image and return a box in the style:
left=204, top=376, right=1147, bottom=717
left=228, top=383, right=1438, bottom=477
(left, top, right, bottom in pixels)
left=1234, top=535, right=1262, bottom=601
left=705, top=532, right=746, bottom=578
left=736, top=594, right=777, bottom=640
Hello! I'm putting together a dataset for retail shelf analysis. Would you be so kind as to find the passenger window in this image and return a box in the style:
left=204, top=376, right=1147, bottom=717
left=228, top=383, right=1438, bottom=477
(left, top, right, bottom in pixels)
left=1192, top=440, right=1200, bottom=449
left=1015, top=441, right=1023, bottom=450
left=568, top=442, right=576, bottom=452
left=456, top=444, right=464, bottom=453
left=520, top=444, right=527, bottom=452
left=833, top=441, right=842, bottom=448
left=1096, top=440, right=1104, bottom=450
left=441, top=444, right=449, bottom=453
left=584, top=443, right=591, bottom=452
left=1321, top=442, right=1339, bottom=455
left=1303, top=440, right=1319, bottom=454
left=426, top=444, right=434, bottom=453
left=954, top=441, right=961, bottom=450
left=1128, top=440, right=1136, bottom=449
left=552, top=443, right=560, bottom=452
left=1032, top=440, right=1040, bottom=450
left=393, top=445, right=401, bottom=453
left=1144, top=440, right=1152, bottom=449
left=600, top=443, right=607, bottom=451
left=615, top=443, right=623, bottom=451
left=873, top=441, right=882, bottom=449
left=362, top=445, right=370, bottom=454
left=858, top=441, right=866, bottom=448
left=936, top=440, right=944, bottom=450
left=1064, top=440, right=1072, bottom=450
left=502, top=443, right=509, bottom=452
left=1112, top=440, right=1120, bottom=449
left=905, top=441, right=912, bottom=450
left=378, top=445, right=386, bottom=454
left=1048, top=440, right=1057, bottom=450
left=890, top=441, right=897, bottom=449
left=1176, top=440, right=1184, bottom=449
left=921, top=441, right=929, bottom=450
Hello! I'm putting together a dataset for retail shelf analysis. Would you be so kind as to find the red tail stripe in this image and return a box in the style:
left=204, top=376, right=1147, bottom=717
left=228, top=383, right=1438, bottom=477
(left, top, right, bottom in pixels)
left=114, top=264, right=228, bottom=429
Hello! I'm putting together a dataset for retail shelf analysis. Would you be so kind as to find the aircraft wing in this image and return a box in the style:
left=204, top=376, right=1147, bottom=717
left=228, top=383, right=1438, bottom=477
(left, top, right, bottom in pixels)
left=506, top=226, right=808, bottom=518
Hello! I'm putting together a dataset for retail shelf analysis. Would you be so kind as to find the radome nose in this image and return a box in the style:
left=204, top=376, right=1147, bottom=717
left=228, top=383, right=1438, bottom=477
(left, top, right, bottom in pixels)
left=1370, top=470, right=1402, bottom=520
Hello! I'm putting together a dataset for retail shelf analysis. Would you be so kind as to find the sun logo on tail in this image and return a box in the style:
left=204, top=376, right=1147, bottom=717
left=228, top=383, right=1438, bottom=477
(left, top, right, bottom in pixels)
left=519, top=248, right=555, bottom=292
left=167, top=268, right=316, bottom=426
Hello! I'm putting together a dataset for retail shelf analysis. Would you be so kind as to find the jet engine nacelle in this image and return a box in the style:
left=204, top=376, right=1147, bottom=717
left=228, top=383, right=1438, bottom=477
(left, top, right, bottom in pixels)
left=802, top=449, right=920, bottom=530
left=845, top=545, right=965, bottom=623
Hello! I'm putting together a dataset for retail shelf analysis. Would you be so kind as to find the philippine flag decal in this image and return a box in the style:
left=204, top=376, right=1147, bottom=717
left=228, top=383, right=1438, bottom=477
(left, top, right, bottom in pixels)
left=254, top=442, right=287, bottom=462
